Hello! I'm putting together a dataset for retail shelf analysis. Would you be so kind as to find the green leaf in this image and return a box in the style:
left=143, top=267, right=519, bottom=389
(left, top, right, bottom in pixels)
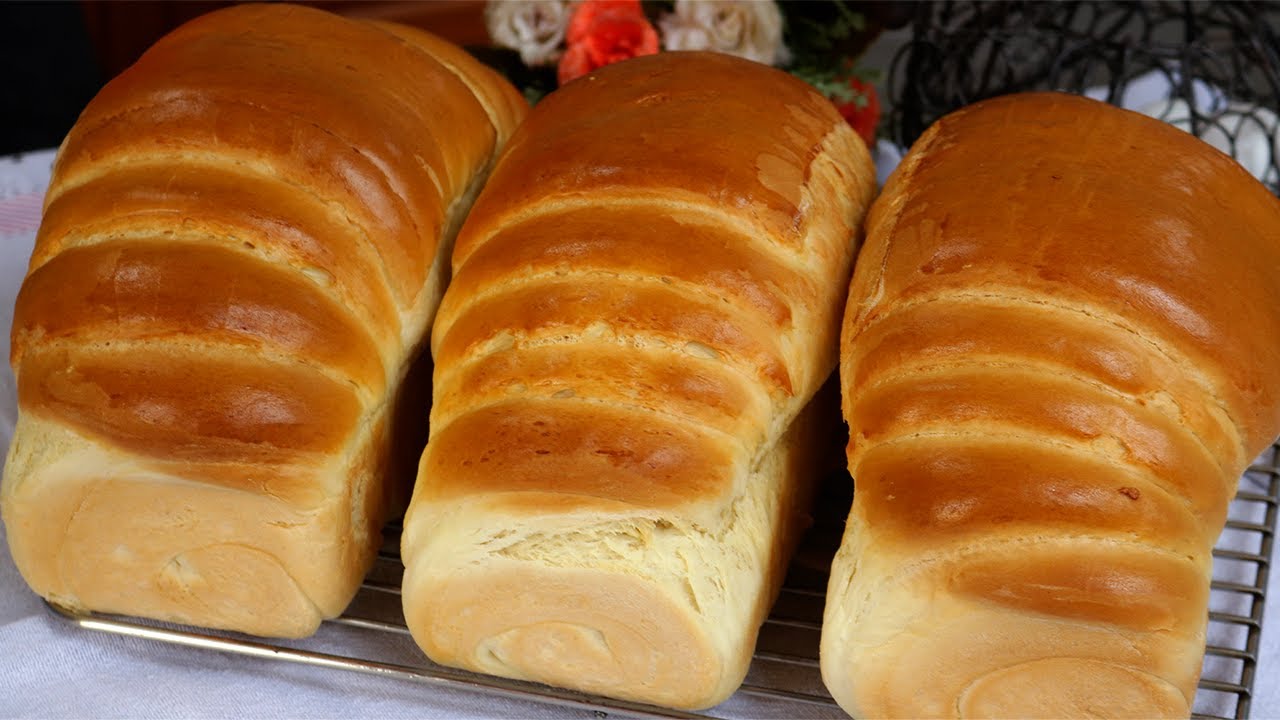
left=834, top=1, right=866, bottom=32
left=790, top=65, right=860, bottom=104
left=793, top=17, right=834, bottom=52
left=853, top=66, right=883, bottom=84
left=523, top=86, right=548, bottom=106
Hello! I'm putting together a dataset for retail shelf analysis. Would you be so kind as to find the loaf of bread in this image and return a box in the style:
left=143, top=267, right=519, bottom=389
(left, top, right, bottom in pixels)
left=0, top=3, right=525, bottom=638
left=400, top=51, right=876, bottom=709
left=822, top=92, right=1280, bottom=718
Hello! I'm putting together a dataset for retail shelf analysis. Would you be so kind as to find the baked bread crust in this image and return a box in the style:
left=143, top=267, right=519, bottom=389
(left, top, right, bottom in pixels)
left=823, top=92, right=1280, bottom=718
left=1, top=3, right=525, bottom=638
left=401, top=51, right=876, bottom=709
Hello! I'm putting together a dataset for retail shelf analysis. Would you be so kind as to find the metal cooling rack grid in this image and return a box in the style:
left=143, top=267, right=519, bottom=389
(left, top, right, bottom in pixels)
left=1199, top=445, right=1279, bottom=719
left=48, top=448, right=1280, bottom=720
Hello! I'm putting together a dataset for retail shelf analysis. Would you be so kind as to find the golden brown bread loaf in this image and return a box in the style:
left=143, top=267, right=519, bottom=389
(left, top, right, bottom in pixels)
left=822, top=92, right=1280, bottom=718
left=0, top=3, right=525, bottom=638
left=400, top=51, right=876, bottom=709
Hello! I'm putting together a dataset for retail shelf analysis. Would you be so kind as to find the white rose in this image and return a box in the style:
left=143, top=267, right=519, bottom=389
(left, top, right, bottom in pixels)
left=485, top=0, right=572, bottom=67
left=658, top=0, right=788, bottom=66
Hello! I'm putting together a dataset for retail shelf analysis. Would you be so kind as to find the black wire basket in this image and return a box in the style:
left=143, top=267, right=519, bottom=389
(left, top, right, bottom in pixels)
left=887, top=0, right=1280, bottom=193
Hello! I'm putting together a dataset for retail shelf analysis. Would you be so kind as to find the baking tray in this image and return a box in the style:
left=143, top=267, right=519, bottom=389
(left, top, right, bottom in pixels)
left=46, top=443, right=1278, bottom=720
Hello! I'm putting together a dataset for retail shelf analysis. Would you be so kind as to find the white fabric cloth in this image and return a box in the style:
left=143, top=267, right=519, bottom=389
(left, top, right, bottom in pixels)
left=0, top=149, right=571, bottom=719
left=1, top=131, right=1277, bottom=718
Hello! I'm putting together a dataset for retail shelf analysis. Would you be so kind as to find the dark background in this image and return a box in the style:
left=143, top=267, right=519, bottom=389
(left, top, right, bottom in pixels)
left=0, top=0, right=914, bottom=158
left=0, top=0, right=491, bottom=156
left=2, top=2, right=102, bottom=155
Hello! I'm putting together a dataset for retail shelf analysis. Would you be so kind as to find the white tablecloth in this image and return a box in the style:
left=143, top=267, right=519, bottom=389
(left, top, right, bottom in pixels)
left=0, top=148, right=572, bottom=719
left=0, top=143, right=1277, bottom=719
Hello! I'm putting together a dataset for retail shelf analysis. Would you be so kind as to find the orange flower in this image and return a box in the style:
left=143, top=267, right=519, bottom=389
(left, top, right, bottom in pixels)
left=557, top=0, right=659, bottom=85
left=832, top=76, right=881, bottom=146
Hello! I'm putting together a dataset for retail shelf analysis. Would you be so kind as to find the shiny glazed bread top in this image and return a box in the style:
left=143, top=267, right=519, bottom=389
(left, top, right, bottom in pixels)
left=825, top=91, right=1280, bottom=718
left=10, top=3, right=523, bottom=497
left=424, top=51, right=876, bottom=518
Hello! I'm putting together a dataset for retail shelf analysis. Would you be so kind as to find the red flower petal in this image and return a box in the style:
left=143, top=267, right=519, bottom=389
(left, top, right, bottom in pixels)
left=557, top=42, right=594, bottom=85
left=833, top=76, right=882, bottom=146
left=567, top=0, right=648, bottom=44
left=558, top=0, right=659, bottom=86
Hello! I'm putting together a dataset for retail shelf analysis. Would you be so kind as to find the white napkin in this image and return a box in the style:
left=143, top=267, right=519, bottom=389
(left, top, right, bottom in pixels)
left=0, top=152, right=566, bottom=719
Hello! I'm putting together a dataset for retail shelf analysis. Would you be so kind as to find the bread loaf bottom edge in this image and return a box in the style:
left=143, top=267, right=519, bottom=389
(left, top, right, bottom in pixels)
left=819, top=512, right=1201, bottom=719
left=401, top=387, right=834, bottom=709
left=1, top=407, right=393, bottom=639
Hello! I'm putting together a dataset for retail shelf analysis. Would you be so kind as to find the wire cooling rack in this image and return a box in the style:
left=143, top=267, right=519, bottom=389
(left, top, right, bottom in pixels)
left=47, top=451, right=1279, bottom=719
